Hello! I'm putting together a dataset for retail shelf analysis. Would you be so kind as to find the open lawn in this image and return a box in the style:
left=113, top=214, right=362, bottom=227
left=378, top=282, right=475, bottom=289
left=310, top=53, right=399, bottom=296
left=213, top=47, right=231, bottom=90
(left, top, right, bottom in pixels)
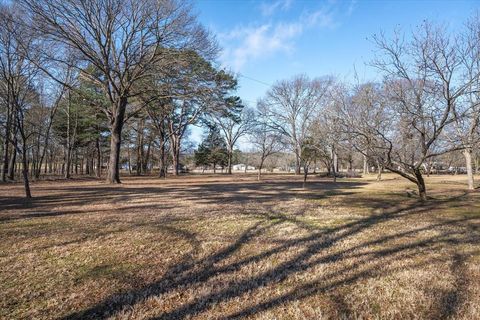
left=1, top=174, right=479, bottom=319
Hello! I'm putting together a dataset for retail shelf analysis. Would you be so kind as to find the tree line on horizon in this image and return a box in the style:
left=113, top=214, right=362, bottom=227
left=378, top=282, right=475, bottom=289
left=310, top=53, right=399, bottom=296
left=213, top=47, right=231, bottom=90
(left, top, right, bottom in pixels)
left=1, top=0, right=479, bottom=201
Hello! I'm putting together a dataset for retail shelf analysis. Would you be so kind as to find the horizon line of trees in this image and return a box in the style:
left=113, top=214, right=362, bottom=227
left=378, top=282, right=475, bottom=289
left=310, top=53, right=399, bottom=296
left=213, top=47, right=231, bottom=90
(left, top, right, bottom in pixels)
left=1, top=0, right=479, bottom=201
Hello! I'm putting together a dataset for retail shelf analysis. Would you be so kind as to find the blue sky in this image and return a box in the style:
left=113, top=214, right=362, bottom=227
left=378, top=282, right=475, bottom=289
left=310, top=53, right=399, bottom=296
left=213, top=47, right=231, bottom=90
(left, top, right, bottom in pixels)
left=190, top=0, right=479, bottom=145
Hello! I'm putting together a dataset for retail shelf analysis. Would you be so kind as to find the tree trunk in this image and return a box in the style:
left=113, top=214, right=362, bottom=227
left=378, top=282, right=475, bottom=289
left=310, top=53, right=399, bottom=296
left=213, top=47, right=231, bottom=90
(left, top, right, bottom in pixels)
left=331, top=160, right=336, bottom=183
left=294, top=152, right=301, bottom=175
left=65, top=146, right=71, bottom=179
left=17, top=137, right=32, bottom=198
left=333, top=152, right=338, bottom=174
left=144, top=139, right=151, bottom=174
left=172, top=142, right=180, bottom=176
left=136, top=118, right=144, bottom=176
left=96, top=137, right=101, bottom=178
left=414, top=169, right=427, bottom=201
left=376, top=160, right=383, bottom=181
left=1, top=107, right=11, bottom=182
left=106, top=98, right=127, bottom=184
left=257, top=158, right=264, bottom=181
left=425, top=161, right=431, bottom=177
left=464, top=148, right=474, bottom=190
left=169, top=135, right=181, bottom=176
left=35, top=121, right=53, bottom=180
left=8, top=126, right=17, bottom=181
left=227, top=147, right=232, bottom=174
left=303, top=165, right=308, bottom=188
left=363, top=153, right=369, bottom=175
left=159, top=139, right=166, bottom=178
left=330, top=146, right=337, bottom=181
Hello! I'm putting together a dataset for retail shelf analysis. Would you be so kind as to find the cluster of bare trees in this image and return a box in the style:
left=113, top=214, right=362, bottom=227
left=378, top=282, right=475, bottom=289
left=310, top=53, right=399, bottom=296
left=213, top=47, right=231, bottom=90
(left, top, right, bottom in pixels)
left=0, top=0, right=242, bottom=197
left=255, top=20, right=480, bottom=200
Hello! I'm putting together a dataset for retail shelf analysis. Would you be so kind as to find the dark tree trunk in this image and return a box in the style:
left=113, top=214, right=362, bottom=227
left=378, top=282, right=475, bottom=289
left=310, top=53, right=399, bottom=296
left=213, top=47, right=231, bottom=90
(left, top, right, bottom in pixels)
left=303, top=165, right=309, bottom=188
left=414, top=169, right=427, bottom=201
left=106, top=98, right=127, bottom=184
left=96, top=137, right=101, bottom=178
left=227, top=147, right=233, bottom=174
left=65, top=146, right=71, bottom=179
left=8, top=124, right=17, bottom=180
left=1, top=106, right=11, bottom=182
left=21, top=144, right=31, bottom=198
left=75, top=150, right=79, bottom=175
left=170, top=136, right=181, bottom=176
left=136, top=118, right=144, bottom=176
left=159, top=139, right=166, bottom=178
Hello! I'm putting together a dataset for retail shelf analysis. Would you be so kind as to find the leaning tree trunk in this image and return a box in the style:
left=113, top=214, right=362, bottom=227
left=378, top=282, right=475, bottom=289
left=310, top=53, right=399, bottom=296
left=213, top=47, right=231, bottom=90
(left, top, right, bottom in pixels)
left=106, top=98, right=127, bottom=184
left=463, top=148, right=475, bottom=191
left=414, top=168, right=427, bottom=201
left=8, top=123, right=17, bottom=180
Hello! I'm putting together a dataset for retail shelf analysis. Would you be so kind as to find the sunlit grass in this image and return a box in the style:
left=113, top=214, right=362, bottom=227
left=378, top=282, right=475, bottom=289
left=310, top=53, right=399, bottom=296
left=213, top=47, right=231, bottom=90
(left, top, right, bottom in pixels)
left=0, top=173, right=479, bottom=319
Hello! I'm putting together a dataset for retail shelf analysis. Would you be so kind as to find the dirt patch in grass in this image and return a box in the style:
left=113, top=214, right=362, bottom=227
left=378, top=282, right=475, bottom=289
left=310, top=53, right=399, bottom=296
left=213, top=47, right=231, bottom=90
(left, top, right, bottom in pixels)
left=0, top=173, right=479, bottom=319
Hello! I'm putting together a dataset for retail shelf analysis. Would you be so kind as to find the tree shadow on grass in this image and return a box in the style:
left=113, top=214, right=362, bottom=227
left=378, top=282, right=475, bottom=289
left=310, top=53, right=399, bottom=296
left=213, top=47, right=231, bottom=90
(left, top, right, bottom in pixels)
left=60, top=193, right=479, bottom=320
left=0, top=177, right=365, bottom=221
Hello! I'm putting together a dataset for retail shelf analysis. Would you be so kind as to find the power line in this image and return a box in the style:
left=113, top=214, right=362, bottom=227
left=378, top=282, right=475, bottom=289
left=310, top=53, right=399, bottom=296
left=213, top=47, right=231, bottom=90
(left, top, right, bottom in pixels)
left=237, top=73, right=272, bottom=87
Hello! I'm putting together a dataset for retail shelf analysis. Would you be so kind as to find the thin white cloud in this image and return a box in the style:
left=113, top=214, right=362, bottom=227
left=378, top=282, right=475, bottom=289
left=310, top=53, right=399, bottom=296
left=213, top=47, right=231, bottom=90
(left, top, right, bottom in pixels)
left=304, top=9, right=336, bottom=28
left=219, top=1, right=355, bottom=71
left=220, top=22, right=303, bottom=71
left=259, top=0, right=293, bottom=16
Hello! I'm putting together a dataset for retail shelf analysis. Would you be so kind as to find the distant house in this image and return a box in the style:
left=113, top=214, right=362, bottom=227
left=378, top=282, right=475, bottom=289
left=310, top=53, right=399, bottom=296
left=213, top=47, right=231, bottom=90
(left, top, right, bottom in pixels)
left=232, top=164, right=255, bottom=171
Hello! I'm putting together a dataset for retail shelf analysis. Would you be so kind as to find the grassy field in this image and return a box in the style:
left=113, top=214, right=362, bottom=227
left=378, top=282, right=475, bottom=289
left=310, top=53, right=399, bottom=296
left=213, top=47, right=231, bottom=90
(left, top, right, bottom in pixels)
left=1, top=173, right=479, bottom=319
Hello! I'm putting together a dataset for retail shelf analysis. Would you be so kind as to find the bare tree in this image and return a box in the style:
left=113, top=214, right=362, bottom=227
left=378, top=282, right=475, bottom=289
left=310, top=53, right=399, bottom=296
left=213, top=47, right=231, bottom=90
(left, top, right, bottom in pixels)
left=450, top=14, right=480, bottom=190
left=19, top=0, right=217, bottom=183
left=259, top=74, right=332, bottom=174
left=208, top=99, right=256, bottom=174
left=0, top=4, right=39, bottom=197
left=250, top=104, right=284, bottom=180
left=337, top=23, right=477, bottom=200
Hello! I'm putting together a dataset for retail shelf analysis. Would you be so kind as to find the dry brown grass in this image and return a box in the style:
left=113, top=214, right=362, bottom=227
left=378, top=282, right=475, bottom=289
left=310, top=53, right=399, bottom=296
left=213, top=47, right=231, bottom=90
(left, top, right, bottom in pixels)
left=0, top=173, right=479, bottom=319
